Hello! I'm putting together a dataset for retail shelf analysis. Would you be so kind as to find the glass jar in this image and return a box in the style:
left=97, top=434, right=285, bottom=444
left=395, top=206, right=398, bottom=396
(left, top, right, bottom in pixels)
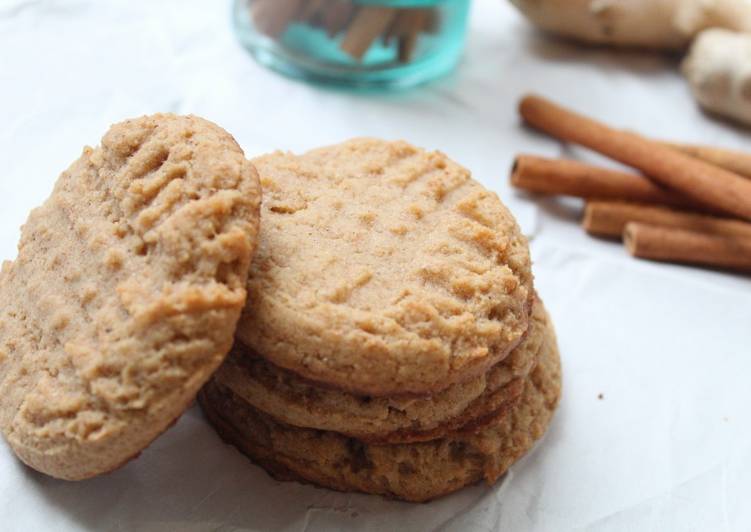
left=232, top=0, right=471, bottom=89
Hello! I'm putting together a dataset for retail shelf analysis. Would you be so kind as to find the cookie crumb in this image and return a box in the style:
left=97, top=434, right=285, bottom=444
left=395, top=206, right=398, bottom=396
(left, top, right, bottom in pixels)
left=407, top=204, right=424, bottom=219
left=358, top=211, right=377, bottom=226
left=389, top=224, right=408, bottom=236
left=51, top=310, right=71, bottom=331
left=103, top=248, right=125, bottom=270
left=81, top=284, right=98, bottom=305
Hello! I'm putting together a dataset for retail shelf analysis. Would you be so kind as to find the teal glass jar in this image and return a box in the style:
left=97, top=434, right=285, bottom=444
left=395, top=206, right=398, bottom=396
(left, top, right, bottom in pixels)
left=232, top=0, right=471, bottom=89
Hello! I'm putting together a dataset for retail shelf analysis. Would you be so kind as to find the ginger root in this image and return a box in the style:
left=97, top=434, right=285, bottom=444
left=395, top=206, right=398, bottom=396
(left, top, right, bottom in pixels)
left=509, top=0, right=751, bottom=50
left=683, top=29, right=751, bottom=126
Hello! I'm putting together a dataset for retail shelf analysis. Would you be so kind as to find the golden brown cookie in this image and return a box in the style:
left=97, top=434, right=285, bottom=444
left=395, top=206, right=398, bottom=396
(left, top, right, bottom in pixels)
left=199, top=316, right=561, bottom=502
left=236, top=139, right=533, bottom=396
left=0, top=114, right=261, bottom=480
left=215, top=301, right=552, bottom=443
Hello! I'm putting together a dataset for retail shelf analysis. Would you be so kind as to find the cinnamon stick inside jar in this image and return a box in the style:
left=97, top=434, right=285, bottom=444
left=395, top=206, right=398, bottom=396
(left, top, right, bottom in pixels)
left=341, top=7, right=396, bottom=60
left=511, top=155, right=703, bottom=211
left=322, top=1, right=355, bottom=37
left=249, top=0, right=440, bottom=64
left=519, top=94, right=751, bottom=221
left=624, top=223, right=751, bottom=272
left=583, top=201, right=751, bottom=239
left=252, top=0, right=305, bottom=38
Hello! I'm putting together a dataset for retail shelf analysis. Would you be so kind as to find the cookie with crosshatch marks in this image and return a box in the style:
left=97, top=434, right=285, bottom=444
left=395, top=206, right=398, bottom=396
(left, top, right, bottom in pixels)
left=235, top=138, right=533, bottom=396
left=0, top=114, right=261, bottom=480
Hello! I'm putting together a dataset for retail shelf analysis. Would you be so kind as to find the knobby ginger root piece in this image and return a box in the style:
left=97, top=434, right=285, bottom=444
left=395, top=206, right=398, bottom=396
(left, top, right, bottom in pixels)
left=683, top=28, right=751, bottom=127
left=509, top=0, right=751, bottom=51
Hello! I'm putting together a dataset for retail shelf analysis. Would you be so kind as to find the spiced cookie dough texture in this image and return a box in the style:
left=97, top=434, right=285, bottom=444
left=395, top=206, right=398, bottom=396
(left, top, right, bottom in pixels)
left=200, top=308, right=561, bottom=503
left=0, top=114, right=261, bottom=480
left=215, top=300, right=552, bottom=444
left=236, top=139, right=533, bottom=396
left=201, top=138, right=561, bottom=502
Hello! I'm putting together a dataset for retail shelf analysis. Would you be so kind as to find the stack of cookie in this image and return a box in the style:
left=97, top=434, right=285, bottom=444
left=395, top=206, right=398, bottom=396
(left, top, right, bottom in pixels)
left=0, top=116, right=559, bottom=501
left=199, top=139, right=562, bottom=502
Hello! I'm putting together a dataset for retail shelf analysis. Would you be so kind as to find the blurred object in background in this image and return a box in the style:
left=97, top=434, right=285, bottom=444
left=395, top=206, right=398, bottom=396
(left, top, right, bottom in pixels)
left=508, top=0, right=751, bottom=51
left=508, top=0, right=751, bottom=128
left=233, top=0, right=471, bottom=89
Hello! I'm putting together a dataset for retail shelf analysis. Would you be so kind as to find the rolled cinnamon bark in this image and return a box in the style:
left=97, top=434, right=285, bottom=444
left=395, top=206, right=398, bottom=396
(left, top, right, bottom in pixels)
left=624, top=223, right=751, bottom=271
left=340, top=7, right=396, bottom=60
left=584, top=201, right=751, bottom=239
left=519, top=94, right=751, bottom=221
left=253, top=0, right=304, bottom=38
left=659, top=142, right=751, bottom=180
left=299, top=0, right=328, bottom=22
left=396, top=10, right=425, bottom=63
left=323, top=1, right=354, bottom=36
left=423, top=8, right=440, bottom=33
left=385, top=9, right=422, bottom=47
left=511, top=155, right=701, bottom=210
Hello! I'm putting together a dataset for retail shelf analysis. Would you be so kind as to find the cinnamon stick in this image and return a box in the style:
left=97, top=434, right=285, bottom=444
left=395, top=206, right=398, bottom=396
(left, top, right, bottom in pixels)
left=384, top=9, right=423, bottom=47
left=583, top=201, right=751, bottom=239
left=322, top=0, right=354, bottom=37
left=252, top=0, right=304, bottom=38
left=397, top=11, right=426, bottom=63
left=423, top=8, right=440, bottom=33
left=511, top=155, right=703, bottom=210
left=249, top=1, right=434, bottom=64
left=659, top=142, right=751, bottom=180
left=340, top=7, right=396, bottom=60
left=623, top=223, right=751, bottom=271
left=299, top=0, right=328, bottom=23
left=519, top=94, right=751, bottom=221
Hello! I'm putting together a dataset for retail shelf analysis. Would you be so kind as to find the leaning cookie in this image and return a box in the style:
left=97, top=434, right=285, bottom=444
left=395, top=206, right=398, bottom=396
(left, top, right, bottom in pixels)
left=215, top=301, right=551, bottom=444
left=0, top=114, right=261, bottom=480
left=199, top=316, right=561, bottom=502
left=236, top=138, right=534, bottom=396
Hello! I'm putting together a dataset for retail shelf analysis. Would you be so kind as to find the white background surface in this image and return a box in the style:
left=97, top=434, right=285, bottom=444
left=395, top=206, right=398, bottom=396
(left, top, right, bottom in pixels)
left=1, top=0, right=750, bottom=530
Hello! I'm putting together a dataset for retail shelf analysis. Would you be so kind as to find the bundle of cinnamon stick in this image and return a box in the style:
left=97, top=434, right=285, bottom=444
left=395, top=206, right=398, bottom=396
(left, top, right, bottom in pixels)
left=512, top=94, right=751, bottom=273
left=250, top=0, right=439, bottom=63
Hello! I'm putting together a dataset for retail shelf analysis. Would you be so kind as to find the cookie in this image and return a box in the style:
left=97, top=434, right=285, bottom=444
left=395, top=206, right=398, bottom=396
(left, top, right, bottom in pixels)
left=199, top=317, right=561, bottom=502
left=215, top=300, right=551, bottom=443
left=236, top=139, right=533, bottom=396
left=0, top=114, right=261, bottom=480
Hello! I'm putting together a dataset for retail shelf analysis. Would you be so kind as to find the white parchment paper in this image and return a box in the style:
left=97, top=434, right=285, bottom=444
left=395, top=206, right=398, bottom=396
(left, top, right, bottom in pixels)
left=1, top=1, right=750, bottom=530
